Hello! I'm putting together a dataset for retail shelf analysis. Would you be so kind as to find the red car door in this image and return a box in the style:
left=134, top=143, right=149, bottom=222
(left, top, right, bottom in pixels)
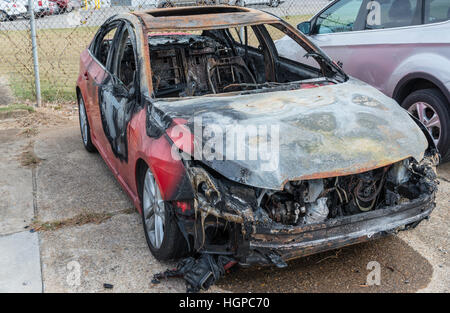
left=84, top=22, right=124, bottom=174
left=95, top=24, right=140, bottom=200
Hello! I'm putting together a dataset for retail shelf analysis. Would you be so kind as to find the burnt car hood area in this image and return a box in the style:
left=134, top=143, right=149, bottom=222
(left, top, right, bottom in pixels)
left=153, top=78, right=429, bottom=190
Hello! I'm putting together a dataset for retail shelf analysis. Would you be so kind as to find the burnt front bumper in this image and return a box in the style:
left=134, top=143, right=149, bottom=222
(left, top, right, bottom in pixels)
left=239, top=194, right=435, bottom=266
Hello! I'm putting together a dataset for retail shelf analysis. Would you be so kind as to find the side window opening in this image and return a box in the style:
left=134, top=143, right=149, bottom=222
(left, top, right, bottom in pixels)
left=364, top=0, right=421, bottom=30
left=265, top=24, right=321, bottom=71
left=314, top=0, right=364, bottom=34
left=115, top=29, right=137, bottom=90
left=93, top=26, right=118, bottom=66
left=424, top=0, right=450, bottom=24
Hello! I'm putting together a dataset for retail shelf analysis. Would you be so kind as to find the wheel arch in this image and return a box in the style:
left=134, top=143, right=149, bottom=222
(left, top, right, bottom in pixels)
left=135, top=158, right=148, bottom=214
left=393, top=73, right=450, bottom=106
left=76, top=86, right=82, bottom=101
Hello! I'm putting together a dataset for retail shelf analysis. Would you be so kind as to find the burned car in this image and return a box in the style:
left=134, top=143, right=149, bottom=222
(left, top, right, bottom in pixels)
left=76, top=6, right=438, bottom=272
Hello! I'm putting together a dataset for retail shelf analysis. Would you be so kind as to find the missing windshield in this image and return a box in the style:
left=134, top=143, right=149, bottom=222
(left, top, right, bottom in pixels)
left=144, top=23, right=345, bottom=99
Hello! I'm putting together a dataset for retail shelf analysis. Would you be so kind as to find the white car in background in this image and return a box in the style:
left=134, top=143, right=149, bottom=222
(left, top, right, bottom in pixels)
left=276, top=0, right=450, bottom=162
left=0, top=0, right=27, bottom=21
left=16, top=0, right=51, bottom=17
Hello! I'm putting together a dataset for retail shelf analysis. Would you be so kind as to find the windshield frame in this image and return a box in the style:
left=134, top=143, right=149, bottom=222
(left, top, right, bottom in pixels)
left=145, top=20, right=348, bottom=100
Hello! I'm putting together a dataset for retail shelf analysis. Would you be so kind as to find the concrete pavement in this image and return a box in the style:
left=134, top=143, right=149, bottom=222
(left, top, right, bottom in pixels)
left=0, top=231, right=42, bottom=293
left=0, top=128, right=42, bottom=293
left=0, top=113, right=448, bottom=293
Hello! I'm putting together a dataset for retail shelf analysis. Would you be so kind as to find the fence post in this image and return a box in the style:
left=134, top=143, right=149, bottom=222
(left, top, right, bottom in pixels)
left=28, top=0, right=41, bottom=107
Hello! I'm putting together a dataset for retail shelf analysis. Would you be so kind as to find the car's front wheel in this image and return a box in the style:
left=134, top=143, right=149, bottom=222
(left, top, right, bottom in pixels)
left=402, top=88, right=450, bottom=162
left=78, top=95, right=96, bottom=153
left=141, top=168, right=188, bottom=261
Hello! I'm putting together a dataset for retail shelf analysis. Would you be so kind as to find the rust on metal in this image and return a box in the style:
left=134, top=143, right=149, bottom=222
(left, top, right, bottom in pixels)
left=132, top=6, right=279, bottom=31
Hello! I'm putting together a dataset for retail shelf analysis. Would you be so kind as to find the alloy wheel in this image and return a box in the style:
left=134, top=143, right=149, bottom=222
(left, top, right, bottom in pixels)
left=143, top=169, right=165, bottom=249
left=408, top=101, right=441, bottom=146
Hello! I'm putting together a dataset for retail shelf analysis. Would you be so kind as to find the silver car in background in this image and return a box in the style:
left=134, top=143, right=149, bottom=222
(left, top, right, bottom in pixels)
left=276, top=0, right=450, bottom=161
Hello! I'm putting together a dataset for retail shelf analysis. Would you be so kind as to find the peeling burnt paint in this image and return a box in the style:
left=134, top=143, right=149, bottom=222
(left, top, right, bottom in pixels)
left=153, top=79, right=429, bottom=190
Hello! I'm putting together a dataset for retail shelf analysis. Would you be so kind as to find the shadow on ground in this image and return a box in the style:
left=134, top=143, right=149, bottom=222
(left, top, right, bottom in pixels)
left=218, top=235, right=433, bottom=293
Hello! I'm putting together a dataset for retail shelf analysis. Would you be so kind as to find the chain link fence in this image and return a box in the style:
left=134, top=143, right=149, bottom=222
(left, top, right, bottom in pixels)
left=0, top=0, right=330, bottom=105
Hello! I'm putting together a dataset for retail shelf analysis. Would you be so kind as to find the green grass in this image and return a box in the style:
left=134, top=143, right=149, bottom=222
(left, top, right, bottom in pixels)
left=0, top=15, right=311, bottom=103
left=0, top=26, right=99, bottom=102
left=0, top=103, right=35, bottom=113
left=283, top=14, right=313, bottom=28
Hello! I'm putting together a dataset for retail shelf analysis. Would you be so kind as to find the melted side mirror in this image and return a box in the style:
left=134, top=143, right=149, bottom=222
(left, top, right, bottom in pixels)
left=297, top=21, right=311, bottom=35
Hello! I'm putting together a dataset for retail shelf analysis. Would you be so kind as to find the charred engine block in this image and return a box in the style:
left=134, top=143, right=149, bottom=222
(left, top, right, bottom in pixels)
left=261, top=159, right=436, bottom=226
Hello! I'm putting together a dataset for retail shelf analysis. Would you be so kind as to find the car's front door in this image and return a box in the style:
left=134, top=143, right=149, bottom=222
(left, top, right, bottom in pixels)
left=306, top=0, right=367, bottom=71
left=85, top=20, right=123, bottom=170
left=98, top=22, right=140, bottom=193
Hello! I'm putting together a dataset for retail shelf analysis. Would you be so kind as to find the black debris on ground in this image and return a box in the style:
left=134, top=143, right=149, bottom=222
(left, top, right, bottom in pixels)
left=152, top=254, right=236, bottom=293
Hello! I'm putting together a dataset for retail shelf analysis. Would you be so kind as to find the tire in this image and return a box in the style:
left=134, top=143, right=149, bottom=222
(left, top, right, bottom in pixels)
left=401, top=88, right=450, bottom=162
left=78, top=94, right=96, bottom=153
left=140, top=168, right=188, bottom=261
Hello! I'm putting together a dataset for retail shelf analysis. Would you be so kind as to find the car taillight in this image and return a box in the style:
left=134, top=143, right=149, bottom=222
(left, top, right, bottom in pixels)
left=38, top=1, right=42, bottom=6
left=13, top=4, right=16, bottom=7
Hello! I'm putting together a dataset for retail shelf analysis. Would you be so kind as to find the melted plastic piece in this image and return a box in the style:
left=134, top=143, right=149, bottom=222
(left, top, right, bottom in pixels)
left=152, top=254, right=236, bottom=293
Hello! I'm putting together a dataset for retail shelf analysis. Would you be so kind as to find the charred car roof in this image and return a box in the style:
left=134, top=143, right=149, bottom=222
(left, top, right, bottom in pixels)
left=131, top=6, right=280, bottom=31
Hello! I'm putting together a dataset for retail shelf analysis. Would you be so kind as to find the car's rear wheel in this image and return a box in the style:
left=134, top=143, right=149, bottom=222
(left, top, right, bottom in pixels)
left=78, top=95, right=96, bottom=153
left=402, top=88, right=450, bottom=162
left=141, top=168, right=188, bottom=261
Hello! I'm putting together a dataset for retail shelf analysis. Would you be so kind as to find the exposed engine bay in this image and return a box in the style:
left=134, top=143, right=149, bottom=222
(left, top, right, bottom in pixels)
left=187, top=157, right=437, bottom=231
left=258, top=159, right=436, bottom=226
